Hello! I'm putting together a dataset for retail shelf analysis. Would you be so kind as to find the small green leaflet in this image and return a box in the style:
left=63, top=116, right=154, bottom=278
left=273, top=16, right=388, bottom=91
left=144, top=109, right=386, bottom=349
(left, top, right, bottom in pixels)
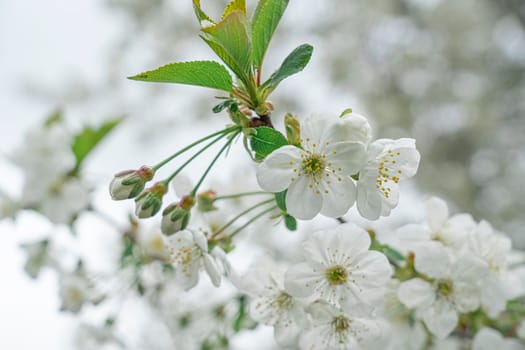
left=263, top=44, right=313, bottom=91
left=284, top=214, right=297, bottom=231
left=43, top=109, right=62, bottom=127
left=129, top=61, right=233, bottom=92
left=71, top=117, right=124, bottom=171
left=201, top=11, right=252, bottom=86
left=249, top=126, right=288, bottom=160
left=252, top=0, right=289, bottom=68
left=275, top=190, right=287, bottom=211
left=192, top=0, right=215, bottom=25
left=222, top=0, right=246, bottom=20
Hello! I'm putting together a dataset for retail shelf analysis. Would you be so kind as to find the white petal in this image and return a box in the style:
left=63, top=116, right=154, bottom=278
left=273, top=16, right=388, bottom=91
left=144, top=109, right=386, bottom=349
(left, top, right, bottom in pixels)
left=329, top=113, right=372, bottom=144
left=453, top=281, right=480, bottom=313
left=332, top=223, right=371, bottom=256
left=356, top=179, right=383, bottom=220
left=177, top=260, right=200, bottom=291
left=398, top=278, right=435, bottom=309
left=286, top=177, right=322, bottom=219
left=256, top=146, right=302, bottom=192
left=452, top=255, right=487, bottom=282
left=191, top=229, right=208, bottom=252
left=325, top=141, right=367, bottom=175
left=422, top=299, right=458, bottom=339
left=274, top=322, right=301, bottom=347
left=350, top=251, right=392, bottom=289
left=472, top=327, right=506, bottom=350
left=412, top=242, right=450, bottom=279
left=426, top=197, right=449, bottom=232
left=284, top=262, right=318, bottom=298
left=203, top=254, right=221, bottom=287
left=319, top=176, right=356, bottom=217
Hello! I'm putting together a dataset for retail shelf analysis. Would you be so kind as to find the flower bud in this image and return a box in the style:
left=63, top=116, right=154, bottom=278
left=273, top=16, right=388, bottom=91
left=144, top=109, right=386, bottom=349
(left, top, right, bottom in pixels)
left=161, top=195, right=195, bottom=235
left=197, top=190, right=217, bottom=212
left=109, top=166, right=155, bottom=200
left=134, top=182, right=167, bottom=218
left=284, top=113, right=301, bottom=146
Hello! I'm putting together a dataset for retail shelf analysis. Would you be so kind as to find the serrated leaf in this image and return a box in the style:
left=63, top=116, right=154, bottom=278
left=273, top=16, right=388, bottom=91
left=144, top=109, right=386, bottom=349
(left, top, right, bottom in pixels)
left=72, top=117, right=124, bottom=171
left=129, top=61, right=232, bottom=92
left=201, top=11, right=252, bottom=85
left=284, top=214, right=297, bottom=231
left=192, top=0, right=215, bottom=25
left=263, top=44, right=313, bottom=91
left=250, top=126, right=288, bottom=160
left=222, top=0, right=246, bottom=20
left=252, top=0, right=289, bottom=68
left=275, top=190, right=287, bottom=211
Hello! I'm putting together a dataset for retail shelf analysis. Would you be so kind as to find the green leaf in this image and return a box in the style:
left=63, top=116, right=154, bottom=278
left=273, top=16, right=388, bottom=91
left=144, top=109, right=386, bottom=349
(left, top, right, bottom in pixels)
left=222, top=0, right=246, bottom=20
left=201, top=11, right=252, bottom=85
left=192, top=0, right=215, bottom=25
left=275, top=190, right=287, bottom=211
left=129, top=61, right=233, bottom=92
left=44, top=109, right=62, bottom=127
left=212, top=99, right=234, bottom=113
left=263, top=44, right=313, bottom=91
left=284, top=214, right=297, bottom=231
left=72, top=117, right=124, bottom=170
left=250, top=126, right=288, bottom=160
left=252, top=0, right=289, bottom=68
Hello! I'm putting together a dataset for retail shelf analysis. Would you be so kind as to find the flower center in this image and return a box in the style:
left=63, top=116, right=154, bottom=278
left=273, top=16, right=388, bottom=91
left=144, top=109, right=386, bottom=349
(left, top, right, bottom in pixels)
left=325, top=265, right=348, bottom=285
left=301, top=153, right=325, bottom=177
left=332, top=315, right=351, bottom=334
left=273, top=291, right=294, bottom=310
left=375, top=148, right=402, bottom=199
left=436, top=280, right=453, bottom=297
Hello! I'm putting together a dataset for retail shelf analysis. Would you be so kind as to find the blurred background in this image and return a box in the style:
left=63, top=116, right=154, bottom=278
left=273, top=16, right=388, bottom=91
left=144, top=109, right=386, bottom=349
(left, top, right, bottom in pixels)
left=1, top=0, right=524, bottom=348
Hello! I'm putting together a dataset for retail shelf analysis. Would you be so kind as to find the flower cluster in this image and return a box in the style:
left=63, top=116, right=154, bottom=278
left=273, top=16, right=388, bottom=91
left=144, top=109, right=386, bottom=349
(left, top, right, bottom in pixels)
left=256, top=114, right=421, bottom=220
left=239, top=224, right=392, bottom=349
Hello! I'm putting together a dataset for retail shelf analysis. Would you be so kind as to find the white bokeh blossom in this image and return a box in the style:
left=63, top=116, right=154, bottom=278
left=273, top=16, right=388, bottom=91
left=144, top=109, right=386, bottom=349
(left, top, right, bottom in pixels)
left=167, top=229, right=221, bottom=290
left=397, top=243, right=486, bottom=338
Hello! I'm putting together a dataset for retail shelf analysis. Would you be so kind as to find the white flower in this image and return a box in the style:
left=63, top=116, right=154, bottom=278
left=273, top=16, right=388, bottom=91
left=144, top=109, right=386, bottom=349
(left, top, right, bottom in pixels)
left=472, top=327, right=525, bottom=350
left=397, top=243, right=486, bottom=338
left=167, top=229, right=221, bottom=290
left=299, top=301, right=383, bottom=350
left=59, top=274, right=102, bottom=313
left=138, top=230, right=170, bottom=262
left=241, top=258, right=307, bottom=347
left=393, top=197, right=476, bottom=254
left=13, top=123, right=75, bottom=180
left=356, top=138, right=420, bottom=220
left=38, top=178, right=90, bottom=224
left=285, top=223, right=392, bottom=306
left=256, top=116, right=367, bottom=219
left=466, top=220, right=514, bottom=317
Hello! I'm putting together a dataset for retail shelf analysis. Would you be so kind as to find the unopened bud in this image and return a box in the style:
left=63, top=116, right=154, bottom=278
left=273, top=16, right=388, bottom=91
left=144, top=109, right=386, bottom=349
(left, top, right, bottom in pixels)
left=161, top=196, right=194, bottom=235
left=197, top=190, right=217, bottom=212
left=265, top=101, right=275, bottom=111
left=134, top=182, right=167, bottom=218
left=284, top=113, right=301, bottom=146
left=109, top=166, right=155, bottom=200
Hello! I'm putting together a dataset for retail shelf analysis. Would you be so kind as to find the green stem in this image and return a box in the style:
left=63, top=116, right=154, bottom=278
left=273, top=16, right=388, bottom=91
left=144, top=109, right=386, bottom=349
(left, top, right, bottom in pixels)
left=212, top=198, right=275, bottom=238
left=229, top=205, right=278, bottom=238
left=152, top=126, right=238, bottom=171
left=214, top=191, right=271, bottom=201
left=190, top=131, right=241, bottom=196
left=162, top=128, right=239, bottom=186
